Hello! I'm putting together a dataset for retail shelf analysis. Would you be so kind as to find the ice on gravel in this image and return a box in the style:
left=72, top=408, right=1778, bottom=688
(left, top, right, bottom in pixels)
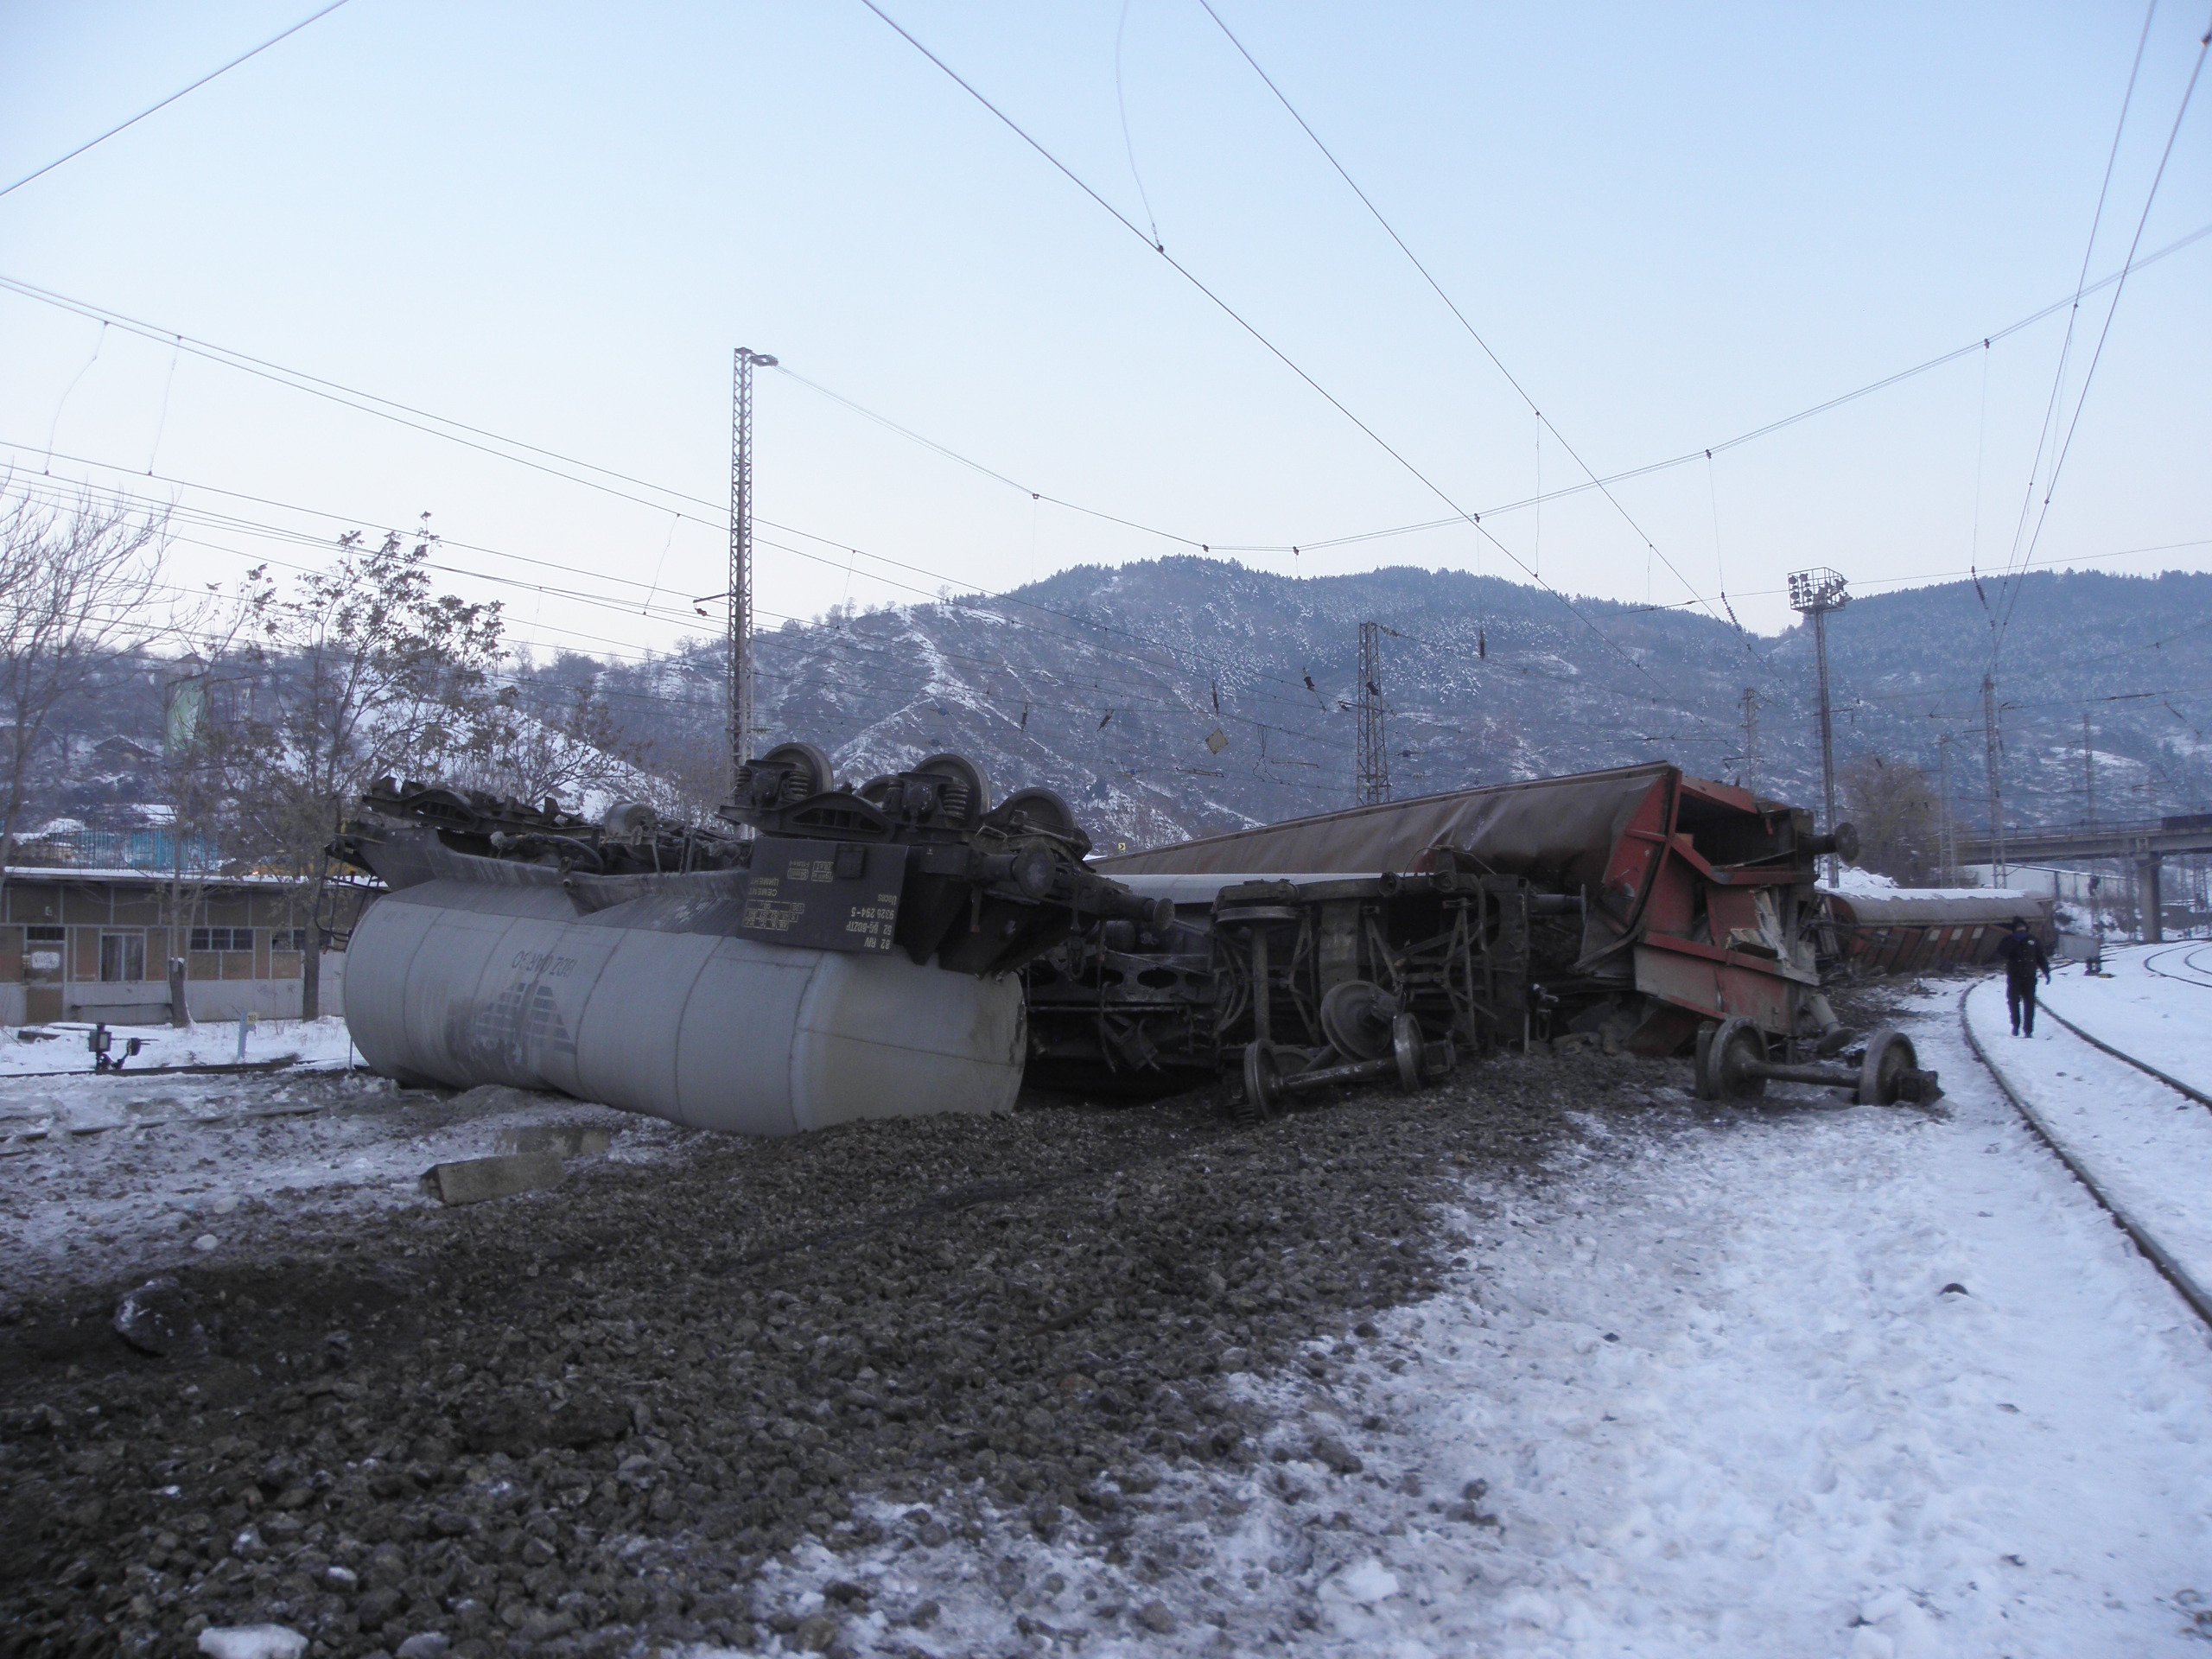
left=0, top=1060, right=680, bottom=1299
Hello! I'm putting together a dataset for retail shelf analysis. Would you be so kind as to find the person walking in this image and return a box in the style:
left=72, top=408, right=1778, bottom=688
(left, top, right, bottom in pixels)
left=1998, top=916, right=2051, bottom=1036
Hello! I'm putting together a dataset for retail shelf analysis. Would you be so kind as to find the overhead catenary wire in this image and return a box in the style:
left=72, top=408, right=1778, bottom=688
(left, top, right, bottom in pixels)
left=851, top=0, right=1702, bottom=718
left=6, top=205, right=2207, bottom=595
left=1986, top=0, right=2164, bottom=652
left=1192, top=0, right=1735, bottom=644
left=0, top=0, right=356, bottom=200
left=1273, top=217, right=2212, bottom=556
left=1993, top=6, right=2212, bottom=660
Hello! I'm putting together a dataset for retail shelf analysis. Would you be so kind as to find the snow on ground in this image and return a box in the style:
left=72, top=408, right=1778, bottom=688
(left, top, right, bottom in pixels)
left=1967, top=968, right=2212, bottom=1295
left=755, top=982, right=2212, bottom=1657
left=1, top=1015, right=361, bottom=1077
left=2039, top=942, right=2212, bottom=1096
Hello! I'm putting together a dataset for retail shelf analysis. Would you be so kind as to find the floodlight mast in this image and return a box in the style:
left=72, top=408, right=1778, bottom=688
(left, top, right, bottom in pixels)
left=730, top=347, right=778, bottom=802
left=1788, top=568, right=1850, bottom=883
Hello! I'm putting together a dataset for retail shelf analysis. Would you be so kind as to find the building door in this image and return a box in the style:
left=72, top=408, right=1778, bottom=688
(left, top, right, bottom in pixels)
left=23, top=925, right=64, bottom=1024
left=99, top=933, right=146, bottom=982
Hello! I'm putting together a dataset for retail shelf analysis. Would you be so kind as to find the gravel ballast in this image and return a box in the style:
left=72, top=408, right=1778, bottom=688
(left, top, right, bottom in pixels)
left=0, top=1042, right=1698, bottom=1657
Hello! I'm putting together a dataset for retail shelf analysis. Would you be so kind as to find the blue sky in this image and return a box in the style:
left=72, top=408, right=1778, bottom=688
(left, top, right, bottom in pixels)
left=1, top=1, right=2205, bottom=667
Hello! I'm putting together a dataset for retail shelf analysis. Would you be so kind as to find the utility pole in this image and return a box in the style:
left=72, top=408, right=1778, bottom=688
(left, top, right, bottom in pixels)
left=1356, top=621, right=1391, bottom=808
left=1738, top=686, right=1761, bottom=791
left=1788, top=568, right=1849, bottom=880
left=729, top=346, right=778, bottom=798
left=2082, top=709, right=2096, bottom=824
left=1936, top=734, right=1956, bottom=886
left=1983, top=674, right=2005, bottom=883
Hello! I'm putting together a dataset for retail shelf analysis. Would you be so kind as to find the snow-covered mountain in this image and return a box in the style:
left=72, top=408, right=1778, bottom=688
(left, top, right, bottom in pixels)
left=565, top=557, right=2212, bottom=849
left=24, top=557, right=2208, bottom=854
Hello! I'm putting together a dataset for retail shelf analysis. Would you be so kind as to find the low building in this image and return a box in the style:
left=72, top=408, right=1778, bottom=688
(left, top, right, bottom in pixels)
left=0, top=868, right=371, bottom=1027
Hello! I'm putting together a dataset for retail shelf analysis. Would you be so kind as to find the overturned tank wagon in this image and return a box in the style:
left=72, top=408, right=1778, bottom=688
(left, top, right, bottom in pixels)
left=1071, top=762, right=1941, bottom=1111
left=333, top=747, right=1164, bottom=1135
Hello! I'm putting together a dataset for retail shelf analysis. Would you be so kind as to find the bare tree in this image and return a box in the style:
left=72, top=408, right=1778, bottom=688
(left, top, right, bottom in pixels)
left=215, top=521, right=506, bottom=1019
left=629, top=728, right=733, bottom=827
left=1840, top=751, right=1941, bottom=886
left=453, top=671, right=639, bottom=810
left=0, top=483, right=166, bottom=900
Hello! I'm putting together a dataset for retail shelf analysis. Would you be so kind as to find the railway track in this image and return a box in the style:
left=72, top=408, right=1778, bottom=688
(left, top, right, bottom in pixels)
left=2140, top=941, right=2212, bottom=990
left=1961, top=977, right=2212, bottom=1332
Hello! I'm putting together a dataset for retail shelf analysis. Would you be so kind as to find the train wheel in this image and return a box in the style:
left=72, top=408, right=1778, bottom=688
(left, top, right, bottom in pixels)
left=915, top=753, right=993, bottom=830
left=1697, top=1016, right=1769, bottom=1103
left=757, top=742, right=835, bottom=802
left=1856, top=1028, right=1919, bottom=1105
left=1320, top=980, right=1396, bottom=1062
left=990, top=786, right=1078, bottom=841
left=1393, top=1014, right=1426, bottom=1091
left=1240, top=1040, right=1282, bottom=1119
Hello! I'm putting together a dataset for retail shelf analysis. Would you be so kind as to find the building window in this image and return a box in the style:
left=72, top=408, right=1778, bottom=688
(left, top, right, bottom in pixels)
left=272, top=928, right=310, bottom=953
left=26, top=925, right=64, bottom=943
left=99, top=933, right=147, bottom=982
left=190, top=927, right=253, bottom=953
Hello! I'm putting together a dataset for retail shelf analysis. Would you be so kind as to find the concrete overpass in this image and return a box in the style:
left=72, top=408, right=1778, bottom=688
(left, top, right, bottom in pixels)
left=1957, top=815, right=2212, bottom=942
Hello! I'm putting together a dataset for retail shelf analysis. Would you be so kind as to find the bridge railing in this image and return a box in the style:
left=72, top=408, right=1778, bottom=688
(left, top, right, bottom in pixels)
left=1960, top=815, right=2203, bottom=849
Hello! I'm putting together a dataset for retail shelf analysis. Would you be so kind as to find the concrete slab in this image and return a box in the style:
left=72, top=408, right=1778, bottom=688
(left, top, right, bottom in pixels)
left=422, top=1149, right=566, bottom=1205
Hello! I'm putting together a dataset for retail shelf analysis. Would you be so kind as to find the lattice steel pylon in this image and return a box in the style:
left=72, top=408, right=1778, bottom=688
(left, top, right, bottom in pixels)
left=1356, top=620, right=1391, bottom=808
left=1738, top=685, right=1761, bottom=789
left=729, top=346, right=778, bottom=799
left=1788, top=567, right=1849, bottom=880
left=1983, top=673, right=2005, bottom=881
left=1937, top=733, right=1957, bottom=885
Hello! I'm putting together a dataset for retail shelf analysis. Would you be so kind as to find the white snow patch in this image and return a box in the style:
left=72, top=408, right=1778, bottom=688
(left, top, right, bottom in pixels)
left=0, top=1016, right=359, bottom=1077
left=196, top=1626, right=307, bottom=1659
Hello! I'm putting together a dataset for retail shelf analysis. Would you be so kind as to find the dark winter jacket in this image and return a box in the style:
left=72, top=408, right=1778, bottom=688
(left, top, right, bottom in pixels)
left=1997, top=930, right=2050, bottom=982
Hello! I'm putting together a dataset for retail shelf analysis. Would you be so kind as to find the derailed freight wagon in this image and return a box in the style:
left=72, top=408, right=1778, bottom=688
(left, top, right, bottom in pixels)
left=1058, top=761, right=1937, bottom=1111
left=335, top=747, right=1939, bottom=1131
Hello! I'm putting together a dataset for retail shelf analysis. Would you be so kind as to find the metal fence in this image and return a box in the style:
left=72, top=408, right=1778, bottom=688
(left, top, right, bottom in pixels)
left=4, top=828, right=224, bottom=873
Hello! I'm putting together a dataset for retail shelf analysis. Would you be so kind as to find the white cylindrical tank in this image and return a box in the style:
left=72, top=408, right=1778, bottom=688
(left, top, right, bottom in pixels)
left=345, top=872, right=1025, bottom=1134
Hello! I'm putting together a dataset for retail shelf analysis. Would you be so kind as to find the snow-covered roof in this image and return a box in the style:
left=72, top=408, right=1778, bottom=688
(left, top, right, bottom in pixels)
left=1820, top=866, right=2026, bottom=902
left=2, top=866, right=300, bottom=888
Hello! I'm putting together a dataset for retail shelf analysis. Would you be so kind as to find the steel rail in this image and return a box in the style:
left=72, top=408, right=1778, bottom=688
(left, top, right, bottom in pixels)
left=2139, top=944, right=2212, bottom=990
left=2032, top=995, right=2212, bottom=1112
left=1960, top=980, right=2212, bottom=1333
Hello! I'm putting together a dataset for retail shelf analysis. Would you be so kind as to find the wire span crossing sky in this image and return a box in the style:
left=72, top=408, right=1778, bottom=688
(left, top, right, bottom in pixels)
left=0, top=1, right=2206, bottom=664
